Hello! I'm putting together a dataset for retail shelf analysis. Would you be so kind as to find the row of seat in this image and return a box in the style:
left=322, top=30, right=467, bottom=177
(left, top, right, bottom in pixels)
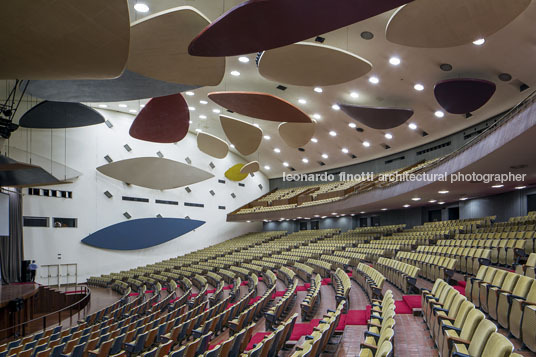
left=352, top=263, right=385, bottom=301
left=436, top=238, right=529, bottom=265
left=415, top=246, right=490, bottom=275
left=332, top=268, right=351, bottom=310
left=265, top=279, right=298, bottom=330
left=375, top=257, right=419, bottom=294
left=300, top=274, right=322, bottom=321
left=358, top=291, right=395, bottom=357
left=240, top=313, right=298, bottom=357
left=396, top=252, right=455, bottom=282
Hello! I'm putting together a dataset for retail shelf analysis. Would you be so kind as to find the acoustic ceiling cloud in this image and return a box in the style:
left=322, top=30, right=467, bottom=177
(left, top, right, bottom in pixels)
left=240, top=161, right=260, bottom=175
left=19, top=101, right=105, bottom=129
left=339, top=105, right=414, bottom=130
left=0, top=155, right=61, bottom=187
left=197, top=132, right=229, bottom=159
left=219, top=115, right=263, bottom=156
left=434, top=78, right=497, bottom=114
left=278, top=121, right=317, bottom=148
left=225, top=164, right=248, bottom=181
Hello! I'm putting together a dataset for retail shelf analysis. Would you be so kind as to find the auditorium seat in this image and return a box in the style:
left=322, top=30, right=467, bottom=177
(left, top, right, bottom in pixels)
left=497, top=276, right=533, bottom=329
left=478, top=269, right=507, bottom=313
left=486, top=272, right=519, bottom=320
left=441, top=308, right=485, bottom=357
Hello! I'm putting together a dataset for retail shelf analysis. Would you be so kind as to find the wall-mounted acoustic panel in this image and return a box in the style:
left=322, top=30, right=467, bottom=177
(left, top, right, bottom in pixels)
left=97, top=157, right=214, bottom=190
left=339, top=104, right=414, bottom=130
left=0, top=156, right=61, bottom=187
left=81, top=217, right=205, bottom=250
left=434, top=78, right=496, bottom=114
left=258, top=42, right=372, bottom=86
left=225, top=164, right=248, bottom=182
left=128, top=7, right=225, bottom=86
left=240, top=161, right=260, bottom=174
left=19, top=101, right=105, bottom=129
left=386, top=0, right=531, bottom=48
left=0, top=0, right=129, bottom=79
left=220, top=116, right=262, bottom=156
left=129, top=94, right=189, bottom=143
left=188, top=0, right=412, bottom=56
left=278, top=120, right=316, bottom=148
left=210, top=92, right=311, bottom=123
left=197, top=132, right=229, bottom=159
left=23, top=71, right=199, bottom=103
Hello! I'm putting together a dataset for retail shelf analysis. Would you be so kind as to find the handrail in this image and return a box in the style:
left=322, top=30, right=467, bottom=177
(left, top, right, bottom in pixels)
left=0, top=285, right=91, bottom=339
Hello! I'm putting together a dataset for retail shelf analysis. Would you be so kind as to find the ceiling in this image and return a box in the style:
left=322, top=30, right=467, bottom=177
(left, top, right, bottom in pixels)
left=4, top=0, right=536, bottom=179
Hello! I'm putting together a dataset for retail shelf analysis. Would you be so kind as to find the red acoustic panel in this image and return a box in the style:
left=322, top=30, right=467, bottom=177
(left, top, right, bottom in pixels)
left=434, top=78, right=496, bottom=114
left=188, top=0, right=413, bottom=57
left=129, top=94, right=189, bottom=143
left=209, top=92, right=311, bottom=123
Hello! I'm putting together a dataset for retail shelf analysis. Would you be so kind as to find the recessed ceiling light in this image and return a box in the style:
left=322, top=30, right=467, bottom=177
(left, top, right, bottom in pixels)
left=414, top=83, right=424, bottom=91
left=264, top=165, right=270, bottom=170
left=385, top=133, right=393, bottom=140
left=298, top=98, right=307, bottom=104
left=313, top=113, right=321, bottom=120
left=129, top=109, right=137, bottom=113
left=403, top=204, right=410, bottom=208
left=438, top=190, right=449, bottom=194
left=332, top=212, right=338, bottom=215
left=238, top=56, right=250, bottom=63
left=185, top=91, right=194, bottom=96
left=273, top=148, right=281, bottom=153
left=322, top=153, right=328, bottom=159
left=212, top=109, right=221, bottom=114
left=350, top=92, right=359, bottom=98
left=200, top=100, right=208, bottom=105
left=411, top=197, right=421, bottom=201
left=460, top=197, right=468, bottom=201
left=381, top=208, right=388, bottom=211
left=263, top=135, right=271, bottom=140
left=492, top=184, right=504, bottom=188
left=408, top=123, right=417, bottom=130
left=428, top=199, right=437, bottom=203
left=438, top=201, right=445, bottom=205
left=389, top=57, right=401, bottom=66
left=473, top=38, right=485, bottom=45
left=283, top=162, right=289, bottom=167
left=189, top=120, right=193, bottom=124
left=302, top=158, right=309, bottom=163
left=363, top=141, right=370, bottom=147
left=140, top=104, right=145, bottom=108
left=341, top=148, right=349, bottom=154
left=369, top=76, right=379, bottom=84
left=329, top=131, right=337, bottom=137
left=434, top=110, right=445, bottom=118
left=98, top=104, right=108, bottom=108
left=331, top=104, right=340, bottom=111
left=230, top=70, right=240, bottom=76
left=314, top=87, right=323, bottom=93
left=118, top=104, right=127, bottom=108
left=199, top=115, right=207, bottom=119
left=515, top=186, right=527, bottom=190
left=188, top=106, right=196, bottom=111
left=348, top=122, right=357, bottom=129
left=311, top=138, right=318, bottom=143
left=229, top=144, right=235, bottom=149
left=195, top=128, right=202, bottom=132
left=134, top=3, right=149, bottom=13
left=360, top=211, right=365, bottom=214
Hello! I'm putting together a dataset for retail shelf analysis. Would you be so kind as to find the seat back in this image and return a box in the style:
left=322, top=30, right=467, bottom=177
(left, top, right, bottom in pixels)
left=480, top=332, right=514, bottom=357
left=512, top=276, right=534, bottom=297
left=460, top=309, right=485, bottom=340
left=376, top=340, right=393, bottom=357
left=467, top=319, right=497, bottom=357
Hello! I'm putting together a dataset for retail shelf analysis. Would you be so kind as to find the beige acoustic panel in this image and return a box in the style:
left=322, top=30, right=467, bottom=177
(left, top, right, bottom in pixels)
left=128, top=7, right=225, bottom=86
left=278, top=120, right=316, bottom=148
left=386, top=0, right=531, bottom=48
left=258, top=42, right=372, bottom=86
left=240, top=161, right=260, bottom=174
left=97, top=157, right=214, bottom=190
left=197, top=132, right=229, bottom=159
left=220, top=115, right=263, bottom=156
left=0, top=0, right=129, bottom=80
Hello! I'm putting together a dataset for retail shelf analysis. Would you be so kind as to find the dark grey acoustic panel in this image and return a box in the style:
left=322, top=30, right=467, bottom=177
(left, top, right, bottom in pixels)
left=0, top=155, right=61, bottom=187
left=19, top=101, right=105, bottom=129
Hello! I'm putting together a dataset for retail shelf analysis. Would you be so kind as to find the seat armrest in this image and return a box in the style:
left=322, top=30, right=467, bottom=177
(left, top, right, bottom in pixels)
left=359, top=343, right=378, bottom=351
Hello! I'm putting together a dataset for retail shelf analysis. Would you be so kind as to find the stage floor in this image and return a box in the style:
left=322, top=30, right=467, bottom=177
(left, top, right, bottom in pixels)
left=0, top=283, right=39, bottom=308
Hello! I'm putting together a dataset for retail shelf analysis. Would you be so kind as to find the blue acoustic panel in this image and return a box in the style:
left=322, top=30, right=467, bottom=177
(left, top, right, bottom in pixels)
left=81, top=218, right=205, bottom=250
left=19, top=101, right=104, bottom=129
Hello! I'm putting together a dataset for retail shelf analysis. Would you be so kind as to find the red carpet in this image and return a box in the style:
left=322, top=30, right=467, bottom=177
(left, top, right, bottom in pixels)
left=336, top=314, right=347, bottom=331
left=345, top=310, right=368, bottom=325
left=246, top=332, right=271, bottom=351
left=395, top=300, right=412, bottom=314
left=191, top=293, right=198, bottom=298
left=241, top=281, right=249, bottom=286
left=128, top=293, right=139, bottom=296
left=223, top=284, right=233, bottom=290
left=248, top=296, right=262, bottom=305
left=226, top=303, right=235, bottom=309
left=402, top=295, right=421, bottom=309
left=206, top=289, right=216, bottom=294
left=289, top=319, right=321, bottom=340
left=296, top=285, right=308, bottom=292
left=271, top=290, right=287, bottom=299
left=458, top=280, right=466, bottom=288
left=347, top=271, right=353, bottom=277
left=321, top=278, right=331, bottom=285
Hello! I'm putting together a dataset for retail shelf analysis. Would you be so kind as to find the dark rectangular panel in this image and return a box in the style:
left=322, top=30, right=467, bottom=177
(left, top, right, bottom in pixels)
left=184, top=202, right=204, bottom=208
left=122, top=196, right=149, bottom=203
left=155, top=199, right=179, bottom=205
left=23, top=216, right=49, bottom=227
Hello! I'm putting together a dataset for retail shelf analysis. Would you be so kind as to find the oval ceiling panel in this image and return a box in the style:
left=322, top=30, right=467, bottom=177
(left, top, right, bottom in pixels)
left=278, top=121, right=317, bottom=148
left=197, top=132, right=229, bottom=159
left=240, top=161, right=260, bottom=175
left=129, top=94, right=189, bottom=143
left=19, top=101, right=104, bottom=129
left=188, top=0, right=412, bottom=56
left=220, top=115, right=263, bottom=156
left=225, top=164, right=248, bottom=181
left=0, top=0, right=129, bottom=79
left=434, top=78, right=496, bottom=114
left=0, top=155, right=61, bottom=188
left=81, top=218, right=205, bottom=250
left=386, top=0, right=531, bottom=48
left=22, top=71, right=199, bottom=103
left=339, top=105, right=414, bottom=130
left=258, top=42, right=372, bottom=86
left=128, top=7, right=225, bottom=86
left=97, top=157, right=214, bottom=190
left=210, top=92, right=312, bottom=123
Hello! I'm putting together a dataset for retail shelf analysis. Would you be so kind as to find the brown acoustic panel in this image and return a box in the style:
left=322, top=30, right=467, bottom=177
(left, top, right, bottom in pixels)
left=188, top=0, right=413, bottom=56
left=259, top=42, right=372, bottom=86
left=434, top=78, right=496, bottom=114
left=0, top=0, right=129, bottom=79
left=240, top=161, right=260, bottom=174
left=278, top=121, right=317, bottom=148
left=128, top=7, right=225, bottom=86
left=197, top=132, right=229, bottom=159
left=386, top=0, right=530, bottom=48
left=220, top=115, right=263, bottom=156
left=129, top=94, right=189, bottom=143
left=339, top=104, right=414, bottom=130
left=210, top=92, right=312, bottom=123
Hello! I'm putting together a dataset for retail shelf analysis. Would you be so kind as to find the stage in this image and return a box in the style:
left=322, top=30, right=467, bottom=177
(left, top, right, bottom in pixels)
left=0, top=283, right=39, bottom=308
left=0, top=283, right=39, bottom=340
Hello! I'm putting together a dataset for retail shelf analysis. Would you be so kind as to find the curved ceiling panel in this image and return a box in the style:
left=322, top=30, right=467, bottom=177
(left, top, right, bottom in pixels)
left=0, top=155, right=61, bottom=187
left=386, top=0, right=531, bottom=48
left=258, top=42, right=372, bottom=86
left=278, top=121, right=317, bottom=148
left=210, top=92, right=312, bottom=123
left=19, top=101, right=104, bottom=129
left=22, top=71, right=199, bottom=103
left=339, top=105, right=414, bottom=130
left=81, top=218, right=205, bottom=250
left=240, top=161, right=260, bottom=174
left=225, top=164, right=248, bottom=181
left=220, top=115, right=263, bottom=156
left=0, top=0, right=129, bottom=79
left=197, top=132, right=229, bottom=159
left=129, top=94, right=189, bottom=143
left=97, top=157, right=214, bottom=190
left=128, top=7, right=225, bottom=86
left=434, top=78, right=497, bottom=114
left=188, top=0, right=412, bottom=56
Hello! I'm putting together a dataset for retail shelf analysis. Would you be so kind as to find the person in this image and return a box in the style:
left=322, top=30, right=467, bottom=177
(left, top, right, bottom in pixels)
left=29, top=260, right=38, bottom=282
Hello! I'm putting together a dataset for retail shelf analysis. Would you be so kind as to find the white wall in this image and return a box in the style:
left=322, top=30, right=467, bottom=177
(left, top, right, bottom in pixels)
left=4, top=108, right=268, bottom=284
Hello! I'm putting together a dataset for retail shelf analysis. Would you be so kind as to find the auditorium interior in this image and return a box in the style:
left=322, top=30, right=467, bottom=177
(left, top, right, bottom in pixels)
left=2, top=0, right=536, bottom=356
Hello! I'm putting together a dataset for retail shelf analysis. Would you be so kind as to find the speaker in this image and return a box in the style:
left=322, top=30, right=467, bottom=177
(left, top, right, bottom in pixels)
left=21, top=260, right=31, bottom=282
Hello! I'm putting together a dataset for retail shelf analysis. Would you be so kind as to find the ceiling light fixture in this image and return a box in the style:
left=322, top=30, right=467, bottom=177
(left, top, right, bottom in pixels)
left=212, top=109, right=221, bottom=114
left=434, top=110, right=445, bottom=118
left=385, top=133, right=393, bottom=140
left=238, top=56, right=250, bottom=63
left=185, top=91, right=194, bottom=96
left=411, top=197, right=421, bottom=201
left=515, top=186, right=527, bottom=190
left=332, top=104, right=340, bottom=111
left=369, top=76, right=379, bottom=84
left=341, top=148, right=349, bottom=154
left=492, top=184, right=504, bottom=188
left=229, top=144, right=235, bottom=149
left=348, top=122, right=357, bottom=128
left=389, top=57, right=401, bottom=66
left=263, top=135, right=271, bottom=140
left=313, top=114, right=321, bottom=120
left=363, top=141, right=370, bottom=147
left=253, top=123, right=260, bottom=128
left=311, top=138, right=318, bottom=143
left=314, top=87, right=323, bottom=93
left=350, top=92, right=359, bottom=98
left=381, top=208, right=388, bottom=211
left=230, top=70, right=240, bottom=76
left=322, top=153, right=328, bottom=159
left=129, top=109, right=137, bottom=113
left=273, top=148, right=281, bottom=153
left=118, top=104, right=127, bottom=108
left=188, top=106, right=196, bottom=111
left=264, top=165, right=270, bottom=170
left=195, top=128, right=202, bottom=132
left=298, top=98, right=307, bottom=104
left=283, top=162, right=289, bottom=167
left=429, top=199, right=437, bottom=203
left=403, top=204, right=410, bottom=208
left=134, top=3, right=149, bottom=13
left=438, top=190, right=449, bottom=194
left=414, top=84, right=424, bottom=91
left=438, top=201, right=445, bottom=205
left=329, top=131, right=337, bottom=137
left=199, top=115, right=207, bottom=119
left=408, top=123, right=417, bottom=130
left=98, top=104, right=108, bottom=108
left=200, top=100, right=208, bottom=105
left=460, top=197, right=468, bottom=201
left=473, top=38, right=485, bottom=46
